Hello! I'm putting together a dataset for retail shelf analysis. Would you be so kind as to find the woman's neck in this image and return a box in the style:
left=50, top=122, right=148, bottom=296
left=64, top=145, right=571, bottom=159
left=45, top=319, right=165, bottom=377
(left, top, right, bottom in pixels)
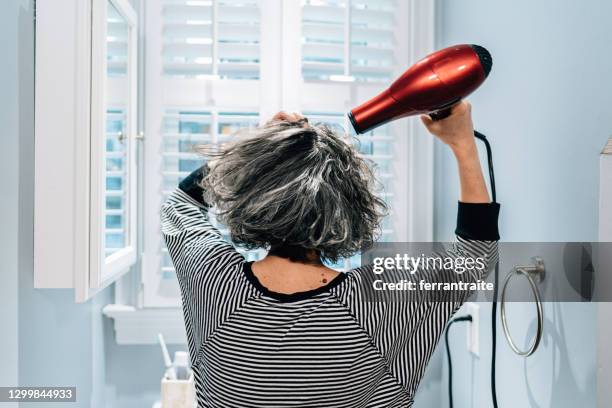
left=251, top=254, right=340, bottom=295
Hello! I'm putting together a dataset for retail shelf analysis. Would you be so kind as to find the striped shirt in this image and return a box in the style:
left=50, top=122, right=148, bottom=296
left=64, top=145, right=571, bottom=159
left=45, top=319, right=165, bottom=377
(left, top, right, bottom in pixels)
left=161, top=168, right=500, bottom=408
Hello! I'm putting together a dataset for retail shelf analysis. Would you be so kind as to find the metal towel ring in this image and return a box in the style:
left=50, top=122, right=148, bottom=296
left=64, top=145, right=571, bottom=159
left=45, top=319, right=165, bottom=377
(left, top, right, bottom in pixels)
left=500, top=257, right=545, bottom=357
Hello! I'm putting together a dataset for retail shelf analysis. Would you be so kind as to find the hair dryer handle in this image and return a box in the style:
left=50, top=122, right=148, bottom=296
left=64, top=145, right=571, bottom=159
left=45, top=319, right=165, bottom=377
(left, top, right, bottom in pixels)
left=428, top=98, right=463, bottom=121
left=429, top=107, right=453, bottom=121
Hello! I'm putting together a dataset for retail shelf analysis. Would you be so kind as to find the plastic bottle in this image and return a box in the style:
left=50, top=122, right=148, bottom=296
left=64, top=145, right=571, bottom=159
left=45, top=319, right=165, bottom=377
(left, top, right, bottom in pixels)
left=173, top=351, right=190, bottom=380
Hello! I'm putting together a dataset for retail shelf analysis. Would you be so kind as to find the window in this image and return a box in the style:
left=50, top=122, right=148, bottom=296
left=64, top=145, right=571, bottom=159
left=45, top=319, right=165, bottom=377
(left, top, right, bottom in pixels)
left=301, top=0, right=396, bottom=82
left=140, top=0, right=412, bottom=308
left=104, top=0, right=434, bottom=340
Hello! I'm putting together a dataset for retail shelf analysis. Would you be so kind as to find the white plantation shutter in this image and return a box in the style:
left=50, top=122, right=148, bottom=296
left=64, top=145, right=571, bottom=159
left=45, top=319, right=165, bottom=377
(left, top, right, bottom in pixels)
left=143, top=0, right=266, bottom=306
left=301, top=1, right=345, bottom=80
left=162, top=0, right=260, bottom=79
left=350, top=0, right=396, bottom=81
left=301, top=0, right=396, bottom=82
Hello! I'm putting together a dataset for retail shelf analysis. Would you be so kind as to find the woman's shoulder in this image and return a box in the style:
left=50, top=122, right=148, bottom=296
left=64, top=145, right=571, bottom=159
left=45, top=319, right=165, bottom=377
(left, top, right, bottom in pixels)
left=176, top=242, right=246, bottom=288
left=332, top=263, right=416, bottom=307
left=331, top=264, right=379, bottom=300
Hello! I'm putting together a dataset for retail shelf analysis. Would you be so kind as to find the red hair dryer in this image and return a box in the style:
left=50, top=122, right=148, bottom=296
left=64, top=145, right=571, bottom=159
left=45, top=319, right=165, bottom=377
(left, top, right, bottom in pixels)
left=348, top=44, right=492, bottom=134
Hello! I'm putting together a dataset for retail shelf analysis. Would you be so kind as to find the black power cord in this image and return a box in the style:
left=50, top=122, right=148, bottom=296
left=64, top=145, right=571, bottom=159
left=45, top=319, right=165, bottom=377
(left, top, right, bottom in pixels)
left=445, top=131, right=499, bottom=408
left=473, top=130, right=499, bottom=408
left=490, top=264, right=500, bottom=408
left=473, top=131, right=496, bottom=203
left=445, top=315, right=473, bottom=408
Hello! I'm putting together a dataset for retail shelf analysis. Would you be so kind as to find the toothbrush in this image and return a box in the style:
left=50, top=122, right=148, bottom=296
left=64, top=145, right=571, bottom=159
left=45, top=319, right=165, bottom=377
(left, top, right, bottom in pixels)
left=158, top=333, right=176, bottom=380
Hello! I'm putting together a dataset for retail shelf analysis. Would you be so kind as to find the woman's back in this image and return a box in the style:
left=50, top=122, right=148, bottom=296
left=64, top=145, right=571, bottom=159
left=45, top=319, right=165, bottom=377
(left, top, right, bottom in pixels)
left=200, top=262, right=408, bottom=407
left=162, top=187, right=498, bottom=407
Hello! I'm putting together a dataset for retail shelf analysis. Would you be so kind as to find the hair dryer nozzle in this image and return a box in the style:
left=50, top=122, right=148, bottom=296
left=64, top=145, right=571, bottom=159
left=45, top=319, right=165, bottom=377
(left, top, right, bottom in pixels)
left=470, top=44, right=492, bottom=77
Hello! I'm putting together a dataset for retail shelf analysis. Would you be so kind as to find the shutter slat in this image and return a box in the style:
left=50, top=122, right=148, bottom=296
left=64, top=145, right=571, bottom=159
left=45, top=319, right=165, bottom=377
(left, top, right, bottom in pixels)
left=163, top=43, right=213, bottom=58
left=351, top=27, right=395, bottom=44
left=302, top=62, right=344, bottom=79
left=302, top=4, right=344, bottom=23
left=352, top=8, right=394, bottom=26
left=218, top=5, right=260, bottom=22
left=351, top=44, right=394, bottom=61
left=108, top=25, right=129, bottom=39
left=163, top=4, right=213, bottom=21
left=302, top=43, right=344, bottom=61
left=350, top=64, right=393, bottom=75
left=219, top=42, right=260, bottom=60
left=107, top=41, right=127, bottom=55
left=303, top=22, right=344, bottom=42
left=163, top=23, right=213, bottom=39
left=163, top=62, right=259, bottom=76
left=219, top=24, right=260, bottom=40
left=353, top=0, right=395, bottom=10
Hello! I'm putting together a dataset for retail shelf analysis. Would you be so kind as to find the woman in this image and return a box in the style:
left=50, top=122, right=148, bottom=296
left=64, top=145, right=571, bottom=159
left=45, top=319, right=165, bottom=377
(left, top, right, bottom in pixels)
left=162, top=101, right=499, bottom=407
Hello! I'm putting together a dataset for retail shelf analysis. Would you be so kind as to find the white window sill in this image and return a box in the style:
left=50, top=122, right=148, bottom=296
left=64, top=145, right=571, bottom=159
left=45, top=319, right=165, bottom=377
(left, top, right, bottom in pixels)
left=103, top=304, right=187, bottom=345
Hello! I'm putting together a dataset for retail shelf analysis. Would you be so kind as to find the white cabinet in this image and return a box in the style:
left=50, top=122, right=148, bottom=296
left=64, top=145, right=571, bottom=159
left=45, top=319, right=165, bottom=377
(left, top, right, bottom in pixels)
left=34, top=0, right=139, bottom=302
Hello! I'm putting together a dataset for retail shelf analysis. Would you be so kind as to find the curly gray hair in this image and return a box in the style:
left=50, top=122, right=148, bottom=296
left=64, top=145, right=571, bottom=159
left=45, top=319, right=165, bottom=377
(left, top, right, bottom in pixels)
left=199, top=119, right=388, bottom=263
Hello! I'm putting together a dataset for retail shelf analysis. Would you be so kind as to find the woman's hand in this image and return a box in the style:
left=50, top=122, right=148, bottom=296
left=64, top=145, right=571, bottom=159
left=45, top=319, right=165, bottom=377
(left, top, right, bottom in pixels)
left=420, top=101, right=475, bottom=155
left=266, top=111, right=308, bottom=126
left=421, top=101, right=490, bottom=203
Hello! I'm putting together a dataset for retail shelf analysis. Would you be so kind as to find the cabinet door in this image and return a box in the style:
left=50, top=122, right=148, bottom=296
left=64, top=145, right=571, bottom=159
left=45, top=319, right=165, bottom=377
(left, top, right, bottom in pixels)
left=90, top=0, right=139, bottom=287
left=35, top=0, right=140, bottom=301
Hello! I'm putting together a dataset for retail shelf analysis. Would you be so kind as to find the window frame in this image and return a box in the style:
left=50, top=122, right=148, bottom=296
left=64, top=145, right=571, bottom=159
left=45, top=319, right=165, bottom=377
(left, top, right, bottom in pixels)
left=89, top=0, right=140, bottom=289
left=107, top=0, right=435, bottom=343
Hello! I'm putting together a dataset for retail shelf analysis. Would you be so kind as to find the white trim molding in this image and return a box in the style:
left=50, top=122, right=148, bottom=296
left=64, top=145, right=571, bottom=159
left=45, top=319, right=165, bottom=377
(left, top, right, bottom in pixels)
left=406, top=0, right=436, bottom=241
left=103, top=304, right=187, bottom=345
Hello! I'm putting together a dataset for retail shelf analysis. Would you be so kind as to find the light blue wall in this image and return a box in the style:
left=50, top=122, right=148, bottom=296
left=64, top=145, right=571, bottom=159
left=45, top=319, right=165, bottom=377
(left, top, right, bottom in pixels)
left=0, top=2, right=171, bottom=407
left=0, top=0, right=22, bottom=401
left=424, top=0, right=612, bottom=406
left=1, top=1, right=116, bottom=407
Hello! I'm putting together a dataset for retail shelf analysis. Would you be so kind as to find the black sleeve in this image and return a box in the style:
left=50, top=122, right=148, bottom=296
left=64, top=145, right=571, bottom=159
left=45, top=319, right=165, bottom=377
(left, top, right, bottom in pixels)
left=178, top=165, right=211, bottom=207
left=455, top=201, right=500, bottom=241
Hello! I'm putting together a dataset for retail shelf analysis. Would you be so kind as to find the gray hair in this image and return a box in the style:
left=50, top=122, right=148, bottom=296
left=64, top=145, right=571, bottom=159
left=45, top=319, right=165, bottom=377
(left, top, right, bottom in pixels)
left=199, top=120, right=388, bottom=262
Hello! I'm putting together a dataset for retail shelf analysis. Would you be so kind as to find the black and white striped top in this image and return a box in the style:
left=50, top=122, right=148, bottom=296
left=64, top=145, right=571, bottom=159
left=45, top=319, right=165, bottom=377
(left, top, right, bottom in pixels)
left=162, top=169, right=500, bottom=408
